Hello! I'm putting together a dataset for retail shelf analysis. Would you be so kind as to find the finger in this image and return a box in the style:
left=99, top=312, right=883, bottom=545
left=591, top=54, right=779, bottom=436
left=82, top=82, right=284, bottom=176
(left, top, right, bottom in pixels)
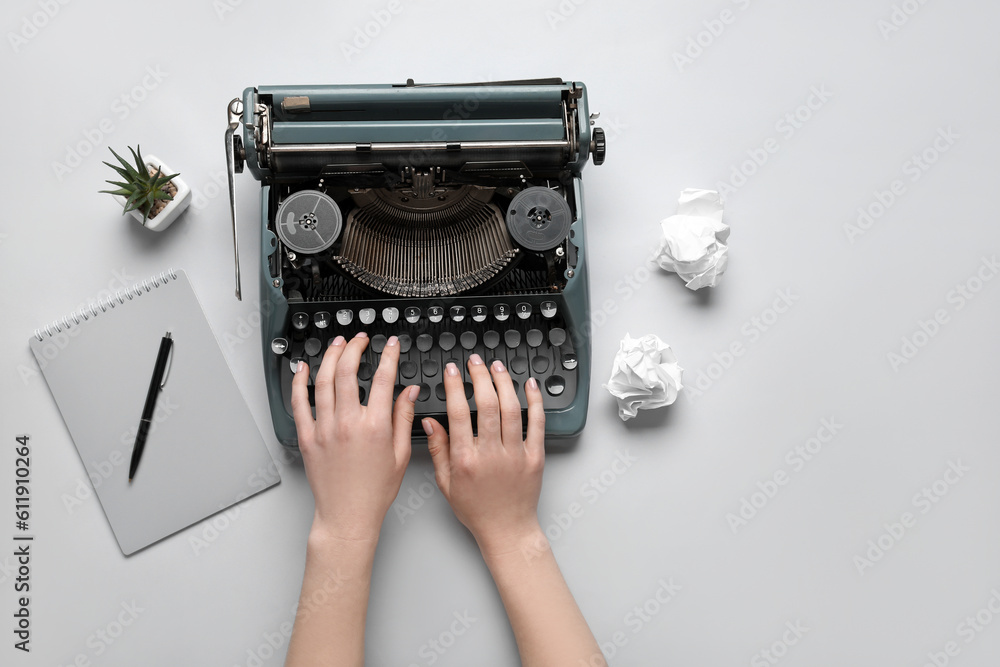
left=524, top=376, right=546, bottom=458
left=313, top=335, right=346, bottom=424
left=422, top=417, right=450, bottom=497
left=368, top=335, right=400, bottom=421
left=290, top=360, right=315, bottom=446
left=489, top=359, right=523, bottom=449
left=334, top=332, right=368, bottom=417
left=443, top=361, right=474, bottom=450
left=392, top=384, right=420, bottom=465
left=467, top=354, right=501, bottom=442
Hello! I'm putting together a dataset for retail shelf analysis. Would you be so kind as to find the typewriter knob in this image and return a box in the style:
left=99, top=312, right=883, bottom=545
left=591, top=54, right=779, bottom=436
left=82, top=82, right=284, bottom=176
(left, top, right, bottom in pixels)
left=590, top=127, right=606, bottom=166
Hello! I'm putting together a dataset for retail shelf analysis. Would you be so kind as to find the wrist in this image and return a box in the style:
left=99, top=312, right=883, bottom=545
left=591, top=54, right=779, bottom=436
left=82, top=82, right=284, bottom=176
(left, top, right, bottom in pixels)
left=475, top=521, right=547, bottom=563
left=308, top=520, right=381, bottom=555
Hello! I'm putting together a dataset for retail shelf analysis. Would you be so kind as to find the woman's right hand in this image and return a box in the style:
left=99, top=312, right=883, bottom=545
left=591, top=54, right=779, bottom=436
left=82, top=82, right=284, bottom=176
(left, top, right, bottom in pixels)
left=421, top=354, right=546, bottom=557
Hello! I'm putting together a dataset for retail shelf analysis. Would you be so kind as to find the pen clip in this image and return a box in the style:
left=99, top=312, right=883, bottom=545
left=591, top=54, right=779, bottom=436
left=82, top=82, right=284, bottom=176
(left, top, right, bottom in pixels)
left=160, top=341, right=173, bottom=389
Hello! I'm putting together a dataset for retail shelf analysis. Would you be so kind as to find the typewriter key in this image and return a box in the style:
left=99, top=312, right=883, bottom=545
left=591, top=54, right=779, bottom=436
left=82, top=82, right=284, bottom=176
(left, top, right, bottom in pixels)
left=398, top=334, right=412, bottom=353
left=504, top=330, right=521, bottom=348
left=494, top=303, right=510, bottom=322
left=428, top=306, right=444, bottom=323
left=435, top=384, right=447, bottom=401
left=510, top=356, right=529, bottom=374
left=417, top=383, right=431, bottom=401
left=540, top=301, right=557, bottom=319
left=483, top=331, right=501, bottom=349
left=400, top=361, right=418, bottom=379
left=460, top=331, right=477, bottom=350
left=416, top=334, right=433, bottom=353
left=422, top=360, right=440, bottom=377
left=439, top=332, right=456, bottom=351
left=549, top=328, right=567, bottom=347
left=336, top=309, right=353, bottom=326
left=304, top=338, right=322, bottom=357
left=271, top=338, right=289, bottom=355
left=370, top=335, right=387, bottom=354
left=314, top=311, right=331, bottom=329
left=292, top=312, right=309, bottom=330
left=516, top=302, right=532, bottom=319
left=526, top=329, right=544, bottom=348
left=359, top=308, right=376, bottom=325
left=404, top=307, right=421, bottom=324
left=382, top=307, right=399, bottom=324
left=471, top=305, right=488, bottom=323
left=531, top=356, right=550, bottom=374
left=545, top=375, right=566, bottom=396
left=450, top=306, right=466, bottom=322
left=358, top=362, right=374, bottom=381
left=562, top=353, right=578, bottom=371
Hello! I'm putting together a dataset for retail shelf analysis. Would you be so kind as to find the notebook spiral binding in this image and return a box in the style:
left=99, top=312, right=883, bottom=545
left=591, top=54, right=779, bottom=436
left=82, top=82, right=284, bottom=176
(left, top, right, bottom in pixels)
left=33, top=269, right=178, bottom=341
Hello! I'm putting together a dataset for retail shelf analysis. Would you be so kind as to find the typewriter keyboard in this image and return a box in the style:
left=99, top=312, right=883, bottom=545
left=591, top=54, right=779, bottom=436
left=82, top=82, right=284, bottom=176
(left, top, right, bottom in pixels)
left=273, top=296, right=579, bottom=424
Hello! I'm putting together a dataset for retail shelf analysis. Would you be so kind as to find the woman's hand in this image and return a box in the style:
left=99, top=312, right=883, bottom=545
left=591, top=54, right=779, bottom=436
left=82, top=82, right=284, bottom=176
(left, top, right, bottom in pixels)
left=421, top=354, right=545, bottom=557
left=290, top=332, right=418, bottom=543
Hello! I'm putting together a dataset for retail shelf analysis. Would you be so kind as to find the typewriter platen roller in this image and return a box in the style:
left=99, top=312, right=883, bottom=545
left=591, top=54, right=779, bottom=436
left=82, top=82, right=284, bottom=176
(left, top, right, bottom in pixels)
left=226, top=79, right=605, bottom=447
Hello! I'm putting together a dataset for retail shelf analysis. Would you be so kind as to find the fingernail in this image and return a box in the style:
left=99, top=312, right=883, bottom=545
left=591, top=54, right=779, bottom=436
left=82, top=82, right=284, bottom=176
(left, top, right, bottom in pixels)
left=387, top=335, right=399, bottom=347
left=296, top=361, right=306, bottom=373
left=332, top=335, right=345, bottom=346
left=527, top=377, right=538, bottom=390
left=446, top=362, right=459, bottom=377
left=355, top=331, right=368, bottom=339
left=421, top=418, right=434, bottom=436
left=492, top=360, right=506, bottom=373
left=469, top=353, right=483, bottom=365
left=407, top=385, right=419, bottom=402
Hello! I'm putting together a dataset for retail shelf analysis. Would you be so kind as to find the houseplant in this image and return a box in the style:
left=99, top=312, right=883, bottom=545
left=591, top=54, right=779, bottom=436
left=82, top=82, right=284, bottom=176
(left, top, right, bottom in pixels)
left=99, top=145, right=190, bottom=231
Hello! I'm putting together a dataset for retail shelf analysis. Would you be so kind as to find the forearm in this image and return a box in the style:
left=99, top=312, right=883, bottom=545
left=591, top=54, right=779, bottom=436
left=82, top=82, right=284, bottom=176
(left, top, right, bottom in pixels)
left=482, top=527, right=605, bottom=667
left=284, top=527, right=378, bottom=667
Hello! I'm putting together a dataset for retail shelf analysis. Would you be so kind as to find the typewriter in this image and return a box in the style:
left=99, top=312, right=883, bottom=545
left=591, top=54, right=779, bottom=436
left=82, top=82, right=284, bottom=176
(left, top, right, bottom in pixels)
left=225, top=79, right=605, bottom=447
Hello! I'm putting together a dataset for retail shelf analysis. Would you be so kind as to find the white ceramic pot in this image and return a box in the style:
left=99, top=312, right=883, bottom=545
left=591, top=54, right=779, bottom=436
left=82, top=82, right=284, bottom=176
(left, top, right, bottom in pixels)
left=112, top=154, right=191, bottom=232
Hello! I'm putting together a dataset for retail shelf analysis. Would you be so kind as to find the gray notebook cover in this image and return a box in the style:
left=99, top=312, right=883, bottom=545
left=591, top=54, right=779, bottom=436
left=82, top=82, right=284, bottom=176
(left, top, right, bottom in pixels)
left=29, top=269, right=279, bottom=555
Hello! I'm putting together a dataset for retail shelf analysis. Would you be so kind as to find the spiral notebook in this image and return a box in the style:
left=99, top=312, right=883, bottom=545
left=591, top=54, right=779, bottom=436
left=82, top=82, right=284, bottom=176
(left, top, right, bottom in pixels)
left=29, top=269, right=279, bottom=555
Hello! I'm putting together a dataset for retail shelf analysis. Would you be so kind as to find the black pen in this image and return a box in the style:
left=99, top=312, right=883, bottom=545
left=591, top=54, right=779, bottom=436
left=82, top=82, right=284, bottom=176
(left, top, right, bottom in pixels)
left=129, top=332, right=173, bottom=482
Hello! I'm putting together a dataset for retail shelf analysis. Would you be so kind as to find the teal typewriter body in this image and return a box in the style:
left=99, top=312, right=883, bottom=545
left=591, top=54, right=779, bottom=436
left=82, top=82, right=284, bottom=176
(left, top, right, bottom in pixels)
left=225, top=79, right=605, bottom=447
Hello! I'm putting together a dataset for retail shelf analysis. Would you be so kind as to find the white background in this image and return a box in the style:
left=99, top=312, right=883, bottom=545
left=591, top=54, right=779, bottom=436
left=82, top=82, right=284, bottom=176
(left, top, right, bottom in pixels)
left=3, top=1, right=1000, bottom=665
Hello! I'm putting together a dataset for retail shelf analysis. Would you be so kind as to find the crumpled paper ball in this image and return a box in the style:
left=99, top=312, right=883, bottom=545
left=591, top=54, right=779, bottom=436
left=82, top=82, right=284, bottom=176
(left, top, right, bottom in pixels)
left=654, top=188, right=729, bottom=290
left=603, top=333, right=684, bottom=421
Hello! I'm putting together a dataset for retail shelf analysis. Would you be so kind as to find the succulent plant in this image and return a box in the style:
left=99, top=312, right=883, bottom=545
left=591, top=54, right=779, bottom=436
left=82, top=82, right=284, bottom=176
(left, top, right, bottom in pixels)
left=99, top=146, right=180, bottom=225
